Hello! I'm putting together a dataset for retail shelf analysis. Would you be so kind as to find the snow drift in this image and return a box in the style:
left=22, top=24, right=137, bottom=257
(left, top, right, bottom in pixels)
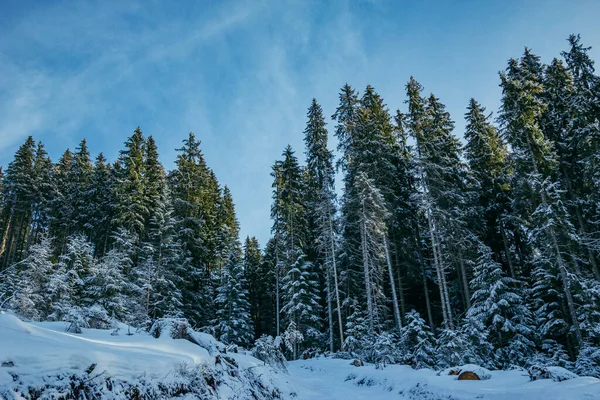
left=0, top=312, right=290, bottom=399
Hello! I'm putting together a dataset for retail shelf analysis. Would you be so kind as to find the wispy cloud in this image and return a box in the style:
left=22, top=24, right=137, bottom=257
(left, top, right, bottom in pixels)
left=0, top=0, right=598, bottom=245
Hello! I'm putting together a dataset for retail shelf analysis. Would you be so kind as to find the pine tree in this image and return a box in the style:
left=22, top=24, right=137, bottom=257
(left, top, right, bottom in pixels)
left=49, top=149, right=74, bottom=254
left=244, top=236, right=271, bottom=338
left=6, top=235, right=54, bottom=320
left=560, top=35, right=600, bottom=281
left=343, top=299, right=369, bottom=355
left=304, top=98, right=344, bottom=351
left=281, top=249, right=321, bottom=353
left=401, top=310, right=437, bottom=370
left=26, top=142, right=53, bottom=251
left=270, top=146, right=308, bottom=335
left=169, top=133, right=211, bottom=325
left=114, top=127, right=148, bottom=238
left=464, top=99, right=515, bottom=278
left=435, top=328, right=474, bottom=368
left=354, top=171, right=388, bottom=334
left=1, top=137, right=36, bottom=267
left=499, top=49, right=584, bottom=351
left=86, top=243, right=131, bottom=322
left=89, top=153, right=115, bottom=257
left=71, top=139, right=94, bottom=237
left=467, top=244, right=534, bottom=367
left=214, top=245, right=254, bottom=347
left=46, top=234, right=94, bottom=322
left=143, top=136, right=166, bottom=240
left=142, top=186, right=186, bottom=319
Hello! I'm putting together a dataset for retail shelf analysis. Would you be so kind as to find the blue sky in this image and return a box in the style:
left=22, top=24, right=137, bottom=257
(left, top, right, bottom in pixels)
left=1, top=0, right=599, bottom=246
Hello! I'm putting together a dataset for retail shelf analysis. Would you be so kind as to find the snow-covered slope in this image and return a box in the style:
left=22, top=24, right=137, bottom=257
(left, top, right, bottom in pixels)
left=2, top=312, right=600, bottom=399
left=0, top=312, right=288, bottom=399
left=285, top=358, right=600, bottom=400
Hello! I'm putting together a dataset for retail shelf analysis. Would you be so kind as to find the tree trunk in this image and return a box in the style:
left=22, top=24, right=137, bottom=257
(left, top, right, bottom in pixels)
left=500, top=223, right=516, bottom=279
left=458, top=249, right=471, bottom=309
left=384, top=236, right=402, bottom=334
left=427, top=210, right=449, bottom=328
left=328, top=204, right=344, bottom=350
left=361, top=201, right=374, bottom=334
left=0, top=213, right=12, bottom=261
left=325, top=261, right=334, bottom=352
left=414, top=227, right=434, bottom=329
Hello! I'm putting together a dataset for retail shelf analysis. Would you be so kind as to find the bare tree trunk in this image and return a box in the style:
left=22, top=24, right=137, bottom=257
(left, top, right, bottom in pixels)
left=325, top=262, right=334, bottom=352
left=394, top=249, right=406, bottom=319
left=384, top=236, right=402, bottom=334
left=427, top=210, right=448, bottom=328
left=328, top=204, right=344, bottom=350
left=414, top=228, right=434, bottom=329
left=500, top=223, right=516, bottom=279
left=361, top=202, right=374, bottom=334
left=0, top=213, right=12, bottom=261
left=435, top=228, right=454, bottom=329
left=458, top=249, right=471, bottom=309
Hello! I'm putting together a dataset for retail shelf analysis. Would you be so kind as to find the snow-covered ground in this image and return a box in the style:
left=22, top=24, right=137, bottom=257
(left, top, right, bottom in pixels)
left=284, top=358, right=600, bottom=400
left=0, top=312, right=285, bottom=399
left=2, top=312, right=599, bottom=399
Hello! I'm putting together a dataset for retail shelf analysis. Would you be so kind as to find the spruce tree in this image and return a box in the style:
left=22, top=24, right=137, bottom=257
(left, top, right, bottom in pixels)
left=1, top=137, right=36, bottom=267
left=71, top=139, right=94, bottom=237
left=304, top=98, right=344, bottom=351
left=499, top=49, right=584, bottom=351
left=467, top=244, right=534, bottom=367
left=214, top=244, right=254, bottom=347
left=281, top=249, right=321, bottom=353
left=401, top=310, right=437, bottom=370
left=89, top=153, right=115, bottom=257
left=114, top=127, right=148, bottom=238
left=464, top=99, right=515, bottom=277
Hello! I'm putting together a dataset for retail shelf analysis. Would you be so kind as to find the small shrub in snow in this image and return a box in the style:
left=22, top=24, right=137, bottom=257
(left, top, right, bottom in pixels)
left=149, top=317, right=192, bottom=340
left=64, top=306, right=88, bottom=333
left=576, top=344, right=600, bottom=378
left=370, top=331, right=402, bottom=369
left=252, top=335, right=288, bottom=373
left=85, top=305, right=112, bottom=329
left=528, top=365, right=578, bottom=382
left=300, top=347, right=322, bottom=360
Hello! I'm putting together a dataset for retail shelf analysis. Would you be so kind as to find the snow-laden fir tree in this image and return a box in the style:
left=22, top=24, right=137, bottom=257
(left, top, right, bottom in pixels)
left=281, top=249, right=321, bottom=355
left=343, top=299, right=369, bottom=355
left=303, top=98, right=344, bottom=351
left=401, top=310, right=437, bottom=370
left=467, top=244, right=535, bottom=367
left=5, top=235, right=54, bottom=320
left=214, top=244, right=254, bottom=347
left=499, top=49, right=586, bottom=353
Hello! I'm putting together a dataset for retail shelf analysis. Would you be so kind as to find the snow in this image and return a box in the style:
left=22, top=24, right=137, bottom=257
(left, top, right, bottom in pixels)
left=284, top=358, right=600, bottom=400
left=0, top=312, right=286, bottom=399
left=2, top=312, right=600, bottom=399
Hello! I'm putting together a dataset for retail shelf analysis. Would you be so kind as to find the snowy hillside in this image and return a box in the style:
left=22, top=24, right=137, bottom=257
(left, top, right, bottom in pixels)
left=0, top=312, right=289, bottom=399
left=2, top=312, right=600, bottom=400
